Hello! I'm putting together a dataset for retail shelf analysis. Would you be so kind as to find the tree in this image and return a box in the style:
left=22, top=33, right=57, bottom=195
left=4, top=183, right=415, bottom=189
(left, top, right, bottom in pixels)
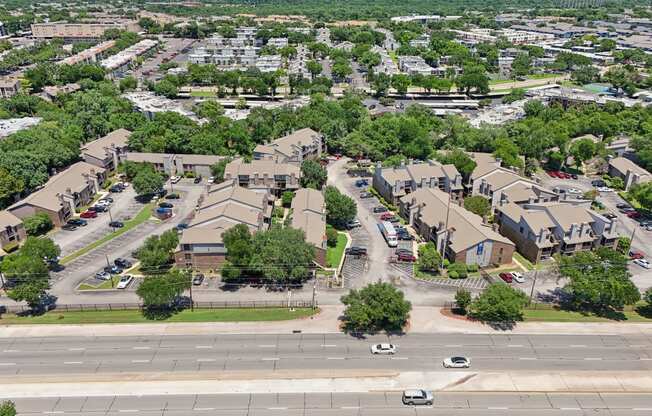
left=1, top=252, right=49, bottom=311
left=391, top=74, right=411, bottom=96
left=455, top=288, right=472, bottom=315
left=511, top=53, right=531, bottom=78
left=250, top=227, right=315, bottom=282
left=493, top=137, right=524, bottom=169
left=569, top=138, right=597, bottom=169
left=469, top=283, right=528, bottom=323
left=210, top=158, right=232, bottom=183
left=332, top=60, right=352, bottom=81
left=617, top=236, right=631, bottom=255
left=306, top=60, right=323, bottom=80
left=136, top=230, right=179, bottom=274
left=326, top=225, right=338, bottom=247
left=132, top=168, right=164, bottom=196
left=281, top=191, right=294, bottom=207
left=22, top=212, right=53, bottom=236
left=629, top=182, right=652, bottom=210
left=300, top=159, right=327, bottom=189
left=372, top=73, right=391, bottom=96
left=0, top=168, right=23, bottom=208
left=136, top=269, right=191, bottom=317
left=21, top=237, right=60, bottom=261
left=119, top=76, right=138, bottom=92
left=434, top=149, right=477, bottom=179
left=644, top=287, right=652, bottom=306
left=463, top=196, right=491, bottom=218
left=324, top=186, right=356, bottom=228
left=223, top=223, right=253, bottom=271
left=560, top=249, right=640, bottom=314
left=0, top=401, right=16, bottom=416
left=195, top=100, right=224, bottom=120
left=340, top=282, right=411, bottom=333
left=456, top=65, right=489, bottom=94
left=417, top=242, right=441, bottom=273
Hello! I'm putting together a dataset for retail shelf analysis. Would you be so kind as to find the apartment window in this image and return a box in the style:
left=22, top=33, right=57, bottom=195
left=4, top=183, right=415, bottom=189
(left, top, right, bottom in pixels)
left=499, top=247, right=504, bottom=254
left=519, top=226, right=524, bottom=234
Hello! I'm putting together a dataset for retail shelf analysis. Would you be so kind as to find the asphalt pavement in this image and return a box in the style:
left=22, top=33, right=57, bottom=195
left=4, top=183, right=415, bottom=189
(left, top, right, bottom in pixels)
left=10, top=392, right=652, bottom=415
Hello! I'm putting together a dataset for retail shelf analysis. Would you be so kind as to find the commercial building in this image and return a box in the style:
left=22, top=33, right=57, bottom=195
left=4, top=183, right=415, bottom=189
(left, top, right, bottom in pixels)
left=253, top=128, right=325, bottom=165
left=398, top=56, right=434, bottom=76
left=101, top=39, right=158, bottom=78
left=373, top=160, right=464, bottom=206
left=31, top=21, right=140, bottom=41
left=174, top=180, right=272, bottom=270
left=607, top=157, right=652, bottom=191
left=124, top=152, right=223, bottom=177
left=0, top=78, right=20, bottom=98
left=451, top=28, right=554, bottom=45
left=400, top=188, right=515, bottom=267
left=291, top=188, right=327, bottom=266
left=81, top=128, right=131, bottom=171
left=8, top=162, right=106, bottom=227
left=224, top=159, right=301, bottom=196
left=0, top=211, right=27, bottom=256
left=496, top=201, right=619, bottom=263
left=58, top=40, right=116, bottom=66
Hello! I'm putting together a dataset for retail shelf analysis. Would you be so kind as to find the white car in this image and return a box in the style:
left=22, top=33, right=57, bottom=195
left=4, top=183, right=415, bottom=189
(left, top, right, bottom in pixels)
left=567, top=188, right=582, bottom=194
left=597, top=187, right=613, bottom=193
left=95, top=271, right=111, bottom=281
left=96, top=200, right=111, bottom=207
left=170, top=176, right=181, bottom=184
left=117, top=275, right=133, bottom=289
left=370, top=343, right=396, bottom=355
left=443, top=356, right=471, bottom=368
left=634, top=259, right=651, bottom=269
left=510, top=272, right=525, bottom=283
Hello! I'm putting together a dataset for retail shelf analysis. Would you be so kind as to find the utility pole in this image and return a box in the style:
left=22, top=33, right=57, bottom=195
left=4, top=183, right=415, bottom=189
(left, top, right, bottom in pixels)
left=311, top=278, right=317, bottom=310
left=188, top=272, right=194, bottom=312
left=529, top=268, right=539, bottom=305
left=440, top=190, right=452, bottom=270
left=106, top=254, right=114, bottom=288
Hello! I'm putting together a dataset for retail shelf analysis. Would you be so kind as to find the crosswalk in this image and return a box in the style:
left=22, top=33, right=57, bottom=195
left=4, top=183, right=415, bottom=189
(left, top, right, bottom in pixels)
left=340, top=255, right=367, bottom=287
left=414, top=275, right=489, bottom=290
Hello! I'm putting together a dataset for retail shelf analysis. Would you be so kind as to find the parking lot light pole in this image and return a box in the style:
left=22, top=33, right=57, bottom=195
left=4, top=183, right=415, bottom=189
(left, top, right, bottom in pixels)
left=189, top=271, right=194, bottom=312
left=106, top=255, right=114, bottom=288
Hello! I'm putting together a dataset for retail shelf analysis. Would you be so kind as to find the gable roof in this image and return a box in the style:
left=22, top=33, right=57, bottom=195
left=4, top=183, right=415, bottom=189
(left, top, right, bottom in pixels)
left=609, top=157, right=651, bottom=178
left=254, top=128, right=321, bottom=159
left=291, top=188, right=326, bottom=247
left=81, top=128, right=131, bottom=160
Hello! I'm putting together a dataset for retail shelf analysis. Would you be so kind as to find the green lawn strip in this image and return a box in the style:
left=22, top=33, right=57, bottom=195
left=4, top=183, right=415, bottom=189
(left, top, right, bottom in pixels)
left=326, top=232, right=347, bottom=268
left=189, top=90, right=216, bottom=97
left=61, top=203, right=155, bottom=265
left=523, top=308, right=652, bottom=322
left=512, top=252, right=536, bottom=271
left=0, top=308, right=319, bottom=325
left=78, top=276, right=121, bottom=291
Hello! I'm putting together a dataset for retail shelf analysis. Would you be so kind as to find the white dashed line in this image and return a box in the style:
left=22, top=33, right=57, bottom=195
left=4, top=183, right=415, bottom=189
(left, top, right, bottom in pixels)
left=507, top=344, right=523, bottom=348
left=2, top=350, right=17, bottom=353
left=584, top=357, right=602, bottom=360
left=131, top=359, right=150, bottom=363
left=488, top=407, right=508, bottom=410
left=633, top=408, right=652, bottom=411
left=64, top=361, right=83, bottom=365
left=0, top=363, right=16, bottom=366
left=68, top=348, right=85, bottom=351
left=391, top=357, right=408, bottom=360
left=133, top=346, right=150, bottom=350
left=258, top=345, right=276, bottom=348
left=193, top=408, right=215, bottom=411
left=267, top=408, right=288, bottom=410
left=341, top=406, right=360, bottom=409
left=570, top=345, right=586, bottom=348
left=118, top=410, right=138, bottom=413
left=518, top=357, right=537, bottom=360
left=196, top=358, right=215, bottom=362
left=43, top=412, right=64, bottom=414
left=560, top=408, right=580, bottom=411
left=445, top=344, right=462, bottom=347
left=195, top=345, right=213, bottom=349
left=261, top=357, right=280, bottom=361
left=321, top=344, right=337, bottom=347
left=327, top=357, right=344, bottom=360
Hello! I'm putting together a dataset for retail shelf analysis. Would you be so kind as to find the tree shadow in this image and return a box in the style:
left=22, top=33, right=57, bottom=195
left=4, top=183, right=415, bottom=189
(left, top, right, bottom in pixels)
left=635, top=304, right=652, bottom=319
left=486, top=320, right=517, bottom=331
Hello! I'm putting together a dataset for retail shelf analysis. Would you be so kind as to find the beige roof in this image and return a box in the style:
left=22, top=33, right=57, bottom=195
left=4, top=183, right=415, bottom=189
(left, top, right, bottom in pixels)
left=402, top=188, right=513, bottom=253
left=291, top=188, right=326, bottom=247
left=189, top=202, right=262, bottom=229
left=175, top=154, right=223, bottom=166
left=125, top=152, right=171, bottom=164
left=8, top=162, right=105, bottom=212
left=200, top=185, right=269, bottom=214
left=379, top=160, right=461, bottom=189
left=225, top=158, right=300, bottom=177
left=543, top=203, right=594, bottom=231
left=180, top=219, right=258, bottom=245
left=81, top=128, right=131, bottom=160
left=609, top=157, right=651, bottom=178
left=0, top=211, right=22, bottom=228
left=254, top=128, right=321, bottom=159
left=498, top=203, right=556, bottom=232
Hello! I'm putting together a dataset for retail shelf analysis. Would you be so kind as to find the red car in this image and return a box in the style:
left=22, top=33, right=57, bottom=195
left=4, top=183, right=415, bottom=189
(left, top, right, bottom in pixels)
left=560, top=172, right=572, bottom=179
left=397, top=252, right=416, bottom=262
left=80, top=210, right=97, bottom=219
left=546, top=171, right=556, bottom=177
left=630, top=251, right=645, bottom=260
left=380, top=212, right=394, bottom=220
left=627, top=211, right=641, bottom=219
left=499, top=272, right=513, bottom=283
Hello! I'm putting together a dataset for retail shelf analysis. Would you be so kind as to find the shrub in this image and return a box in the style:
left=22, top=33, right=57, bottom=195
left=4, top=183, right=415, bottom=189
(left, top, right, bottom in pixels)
left=442, top=258, right=450, bottom=268
left=23, top=213, right=53, bottom=236
left=326, top=226, right=339, bottom=247
left=448, top=262, right=468, bottom=278
left=272, top=206, right=284, bottom=218
left=281, top=191, right=294, bottom=207
left=455, top=288, right=472, bottom=314
left=467, top=264, right=479, bottom=273
left=449, top=271, right=460, bottom=279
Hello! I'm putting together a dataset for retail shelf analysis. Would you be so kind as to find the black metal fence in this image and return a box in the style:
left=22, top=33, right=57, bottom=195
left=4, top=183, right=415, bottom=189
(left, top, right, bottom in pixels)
left=1, top=300, right=317, bottom=314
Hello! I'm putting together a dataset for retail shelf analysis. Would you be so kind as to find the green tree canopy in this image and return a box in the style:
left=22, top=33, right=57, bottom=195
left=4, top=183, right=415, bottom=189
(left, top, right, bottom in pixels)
left=23, top=212, right=53, bottom=236
left=250, top=227, right=315, bottom=282
left=341, top=282, right=411, bottom=333
left=132, top=166, right=164, bottom=196
left=469, top=283, right=528, bottom=323
left=300, top=159, right=327, bottom=189
left=463, top=195, right=491, bottom=218
left=324, top=185, right=357, bottom=228
left=136, top=269, right=191, bottom=317
left=417, top=242, right=441, bottom=272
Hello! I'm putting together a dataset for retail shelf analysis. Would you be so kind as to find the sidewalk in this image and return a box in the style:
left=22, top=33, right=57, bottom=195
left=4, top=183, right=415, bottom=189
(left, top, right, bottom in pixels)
left=2, top=306, right=652, bottom=338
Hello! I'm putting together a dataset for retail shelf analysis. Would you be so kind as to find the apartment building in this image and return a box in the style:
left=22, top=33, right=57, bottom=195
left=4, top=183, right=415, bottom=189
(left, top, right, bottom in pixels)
left=31, top=22, right=140, bottom=41
left=398, top=56, right=434, bottom=76
left=607, top=156, right=651, bottom=191
left=224, top=159, right=300, bottom=196
left=124, top=152, right=223, bottom=177
left=101, top=39, right=158, bottom=78
left=373, top=160, right=464, bottom=206
left=470, top=165, right=558, bottom=209
left=371, top=46, right=399, bottom=76
left=255, top=54, right=283, bottom=73
left=253, top=128, right=325, bottom=165
left=451, top=28, right=554, bottom=45
left=0, top=211, right=26, bottom=256
left=174, top=181, right=272, bottom=270
left=58, top=40, right=116, bottom=66
left=122, top=91, right=203, bottom=124
left=8, top=162, right=106, bottom=227
left=400, top=188, right=515, bottom=267
left=188, top=29, right=261, bottom=68
left=81, top=128, right=131, bottom=171
left=496, top=201, right=619, bottom=263
left=291, top=188, right=327, bottom=266
left=0, top=78, right=20, bottom=98
left=267, top=37, right=288, bottom=48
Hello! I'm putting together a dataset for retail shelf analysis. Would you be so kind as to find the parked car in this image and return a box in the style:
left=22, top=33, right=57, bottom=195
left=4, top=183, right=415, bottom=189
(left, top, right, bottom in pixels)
left=616, top=203, right=631, bottom=209
left=104, top=265, right=123, bottom=275
left=192, top=274, right=205, bottom=286
left=646, top=224, right=652, bottom=232
left=101, top=196, right=114, bottom=203
left=80, top=210, right=97, bottom=219
left=194, top=176, right=202, bottom=184
left=346, top=219, right=361, bottom=229
left=397, top=231, right=414, bottom=241
left=395, top=248, right=413, bottom=256
left=359, top=191, right=373, bottom=198
left=443, top=356, right=471, bottom=368
left=627, top=211, right=641, bottom=219
left=402, top=390, right=433, bottom=406
left=370, top=343, right=396, bottom=355
left=373, top=206, right=388, bottom=213
left=634, top=258, right=651, bottom=269
left=159, top=202, right=174, bottom=209
left=567, top=188, right=582, bottom=195
left=109, top=185, right=123, bottom=193
left=397, top=252, right=416, bottom=262
left=89, top=205, right=107, bottom=212
left=499, top=272, right=513, bottom=283
left=345, top=246, right=367, bottom=256
left=96, top=200, right=111, bottom=207
left=176, top=223, right=189, bottom=230
left=67, top=218, right=87, bottom=226
left=510, top=272, right=525, bottom=283
left=570, top=174, right=578, bottom=180
left=380, top=212, right=395, bottom=221
left=114, top=258, right=132, bottom=269
left=597, top=187, right=613, bottom=193
left=592, top=179, right=606, bottom=187
left=116, top=275, right=133, bottom=289
left=109, top=221, right=124, bottom=228
left=629, top=251, right=645, bottom=260
left=165, top=193, right=180, bottom=199
left=170, top=175, right=181, bottom=184
left=61, top=224, right=77, bottom=231
left=603, top=213, right=617, bottom=220
left=95, top=271, right=111, bottom=281
left=354, top=179, right=369, bottom=187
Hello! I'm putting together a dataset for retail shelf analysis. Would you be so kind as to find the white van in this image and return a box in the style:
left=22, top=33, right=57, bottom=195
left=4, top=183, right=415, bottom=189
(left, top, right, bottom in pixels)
left=380, top=221, right=398, bottom=247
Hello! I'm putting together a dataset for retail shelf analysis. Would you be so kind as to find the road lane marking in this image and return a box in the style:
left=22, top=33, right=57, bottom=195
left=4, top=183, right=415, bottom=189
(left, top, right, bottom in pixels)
left=570, top=345, right=586, bottom=348
left=131, top=359, right=150, bottom=363
left=639, top=358, right=652, bottom=361
left=133, top=346, right=150, bottom=350
left=445, top=344, right=462, bottom=347
left=44, top=412, right=64, bottom=414
left=2, top=350, right=18, bottom=353
left=518, top=357, right=537, bottom=360
left=507, top=344, right=523, bottom=347
left=197, top=358, right=215, bottom=362
left=118, top=410, right=138, bottom=413
left=327, top=357, right=344, bottom=360
left=68, top=348, right=85, bottom=351
left=321, top=344, right=337, bottom=347
left=195, top=346, right=213, bottom=349
left=341, top=407, right=359, bottom=409
left=64, top=361, right=83, bottom=365
left=193, top=408, right=215, bottom=411
left=488, top=407, right=508, bottom=410
left=391, top=357, right=408, bottom=360
left=560, top=408, right=580, bottom=411
left=258, top=344, right=276, bottom=348
left=268, top=408, right=288, bottom=410
left=0, top=363, right=16, bottom=366
left=261, top=357, right=279, bottom=361
left=584, top=357, right=602, bottom=360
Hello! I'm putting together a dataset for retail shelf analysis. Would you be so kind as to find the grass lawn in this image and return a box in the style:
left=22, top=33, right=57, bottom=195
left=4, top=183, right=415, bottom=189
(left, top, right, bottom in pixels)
left=78, top=276, right=121, bottom=290
left=0, top=308, right=319, bottom=325
left=190, top=90, right=216, bottom=97
left=512, top=252, right=536, bottom=271
left=61, top=203, right=155, bottom=265
left=523, top=308, right=652, bottom=323
left=326, top=232, right=347, bottom=268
